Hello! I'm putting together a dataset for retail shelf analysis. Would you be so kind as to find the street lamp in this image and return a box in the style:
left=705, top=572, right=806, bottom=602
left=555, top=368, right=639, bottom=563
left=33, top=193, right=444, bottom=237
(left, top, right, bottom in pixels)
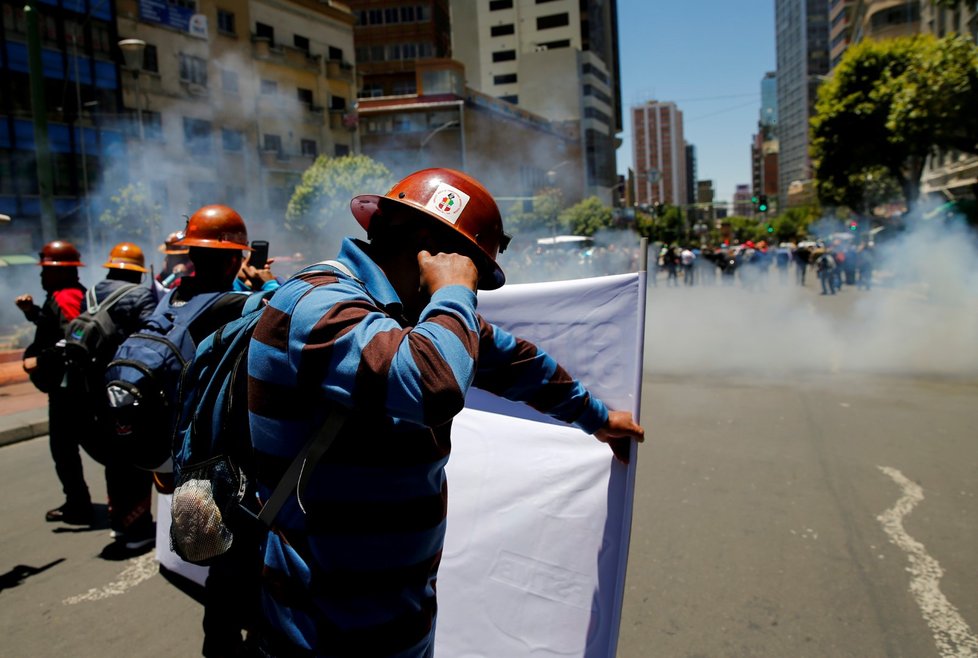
left=418, top=119, right=460, bottom=167
left=118, top=38, right=146, bottom=140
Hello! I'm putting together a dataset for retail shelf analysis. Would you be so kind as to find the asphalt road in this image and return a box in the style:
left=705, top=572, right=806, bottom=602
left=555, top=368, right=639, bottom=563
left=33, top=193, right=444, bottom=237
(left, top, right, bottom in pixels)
left=1, top=279, right=976, bottom=658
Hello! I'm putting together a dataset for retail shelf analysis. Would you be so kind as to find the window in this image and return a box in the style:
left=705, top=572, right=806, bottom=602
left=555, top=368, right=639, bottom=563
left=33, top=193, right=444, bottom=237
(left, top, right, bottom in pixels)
left=370, top=45, right=385, bottom=61
left=179, top=54, right=208, bottom=86
left=142, top=110, right=163, bottom=140
left=263, top=134, right=282, bottom=153
left=217, top=9, right=235, bottom=35
left=255, top=22, right=274, bottom=45
left=491, top=24, right=515, bottom=37
left=492, top=50, right=516, bottom=62
left=260, top=79, right=277, bottom=95
left=392, top=80, right=417, bottom=95
left=537, top=13, right=569, bottom=30
left=384, top=8, right=399, bottom=23
left=222, top=70, right=238, bottom=93
left=402, top=43, right=417, bottom=59
left=334, top=144, right=350, bottom=157
left=143, top=44, right=159, bottom=73
left=183, top=117, right=212, bottom=155
left=401, top=6, right=415, bottom=21
left=368, top=9, right=382, bottom=24
left=418, top=42, right=434, bottom=58
left=388, top=44, right=401, bottom=60
left=297, top=87, right=314, bottom=106
left=294, top=34, right=309, bottom=53
left=489, top=0, right=513, bottom=10
left=499, top=94, right=518, bottom=104
left=328, top=46, right=343, bottom=61
left=355, top=46, right=369, bottom=62
left=329, top=95, right=346, bottom=111
left=91, top=22, right=112, bottom=54
left=359, top=84, right=384, bottom=98
left=222, top=128, right=244, bottom=151
left=300, top=139, right=317, bottom=157
left=539, top=39, right=570, bottom=49
left=493, top=73, right=517, bottom=85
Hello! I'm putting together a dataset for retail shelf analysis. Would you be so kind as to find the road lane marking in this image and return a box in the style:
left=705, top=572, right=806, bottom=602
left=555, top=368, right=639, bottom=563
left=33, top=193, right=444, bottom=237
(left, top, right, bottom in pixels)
left=62, top=553, right=157, bottom=605
left=877, top=466, right=978, bottom=658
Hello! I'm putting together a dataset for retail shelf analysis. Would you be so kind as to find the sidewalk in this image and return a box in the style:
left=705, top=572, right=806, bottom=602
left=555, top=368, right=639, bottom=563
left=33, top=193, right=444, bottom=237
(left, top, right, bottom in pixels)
left=0, top=351, right=49, bottom=447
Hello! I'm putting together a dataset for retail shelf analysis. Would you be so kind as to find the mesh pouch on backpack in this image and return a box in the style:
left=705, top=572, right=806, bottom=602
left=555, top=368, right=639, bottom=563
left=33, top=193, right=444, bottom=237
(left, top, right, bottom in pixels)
left=170, top=263, right=351, bottom=566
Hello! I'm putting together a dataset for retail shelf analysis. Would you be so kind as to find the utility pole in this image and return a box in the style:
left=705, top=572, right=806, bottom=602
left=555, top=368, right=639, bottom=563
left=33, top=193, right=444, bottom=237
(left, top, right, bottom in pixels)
left=25, top=0, right=58, bottom=243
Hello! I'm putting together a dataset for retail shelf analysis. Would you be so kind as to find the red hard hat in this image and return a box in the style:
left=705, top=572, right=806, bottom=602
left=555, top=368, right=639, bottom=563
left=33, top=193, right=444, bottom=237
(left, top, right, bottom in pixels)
left=103, top=242, right=148, bottom=273
left=38, top=240, right=84, bottom=267
left=174, top=205, right=251, bottom=251
left=159, top=230, right=190, bottom=255
left=351, top=168, right=510, bottom=289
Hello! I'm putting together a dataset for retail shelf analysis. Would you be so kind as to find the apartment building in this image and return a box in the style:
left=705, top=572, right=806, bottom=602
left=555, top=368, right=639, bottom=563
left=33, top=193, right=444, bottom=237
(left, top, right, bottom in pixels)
left=829, top=0, right=855, bottom=68
left=1, top=0, right=357, bottom=252
left=631, top=100, right=686, bottom=207
left=449, top=0, right=621, bottom=203
left=850, top=0, right=920, bottom=43
left=115, top=0, right=356, bottom=225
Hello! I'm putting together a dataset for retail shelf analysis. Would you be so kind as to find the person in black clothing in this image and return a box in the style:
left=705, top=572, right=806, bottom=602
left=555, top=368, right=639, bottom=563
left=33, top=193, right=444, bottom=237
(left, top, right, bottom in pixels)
left=84, top=243, right=162, bottom=558
left=165, top=205, right=274, bottom=658
left=16, top=241, right=92, bottom=524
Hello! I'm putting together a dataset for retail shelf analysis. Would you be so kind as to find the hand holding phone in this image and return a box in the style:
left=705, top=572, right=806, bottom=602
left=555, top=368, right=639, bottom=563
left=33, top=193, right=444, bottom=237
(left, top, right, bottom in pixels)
left=250, top=240, right=269, bottom=269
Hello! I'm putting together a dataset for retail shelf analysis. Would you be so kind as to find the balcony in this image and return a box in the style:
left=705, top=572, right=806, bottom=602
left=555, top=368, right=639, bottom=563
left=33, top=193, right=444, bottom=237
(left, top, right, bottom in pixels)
left=251, top=36, right=321, bottom=73
left=326, top=59, right=355, bottom=83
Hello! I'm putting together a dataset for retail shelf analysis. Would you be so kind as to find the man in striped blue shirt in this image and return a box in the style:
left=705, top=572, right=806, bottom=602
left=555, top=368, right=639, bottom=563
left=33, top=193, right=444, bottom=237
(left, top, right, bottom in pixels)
left=248, top=168, right=644, bottom=657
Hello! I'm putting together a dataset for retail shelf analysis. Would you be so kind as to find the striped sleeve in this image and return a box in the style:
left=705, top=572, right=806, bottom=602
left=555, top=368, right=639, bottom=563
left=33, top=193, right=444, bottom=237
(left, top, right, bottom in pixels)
left=473, top=317, right=608, bottom=434
left=250, top=276, right=480, bottom=430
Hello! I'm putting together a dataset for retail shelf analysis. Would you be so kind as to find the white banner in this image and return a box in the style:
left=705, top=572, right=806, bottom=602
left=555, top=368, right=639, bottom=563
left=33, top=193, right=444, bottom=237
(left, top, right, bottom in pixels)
left=438, top=272, right=646, bottom=657
left=157, top=272, right=647, bottom=658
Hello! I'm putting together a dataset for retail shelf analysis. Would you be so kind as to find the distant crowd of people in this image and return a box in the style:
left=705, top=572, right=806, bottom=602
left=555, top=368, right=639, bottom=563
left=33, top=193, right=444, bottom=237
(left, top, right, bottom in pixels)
left=651, top=240, right=876, bottom=294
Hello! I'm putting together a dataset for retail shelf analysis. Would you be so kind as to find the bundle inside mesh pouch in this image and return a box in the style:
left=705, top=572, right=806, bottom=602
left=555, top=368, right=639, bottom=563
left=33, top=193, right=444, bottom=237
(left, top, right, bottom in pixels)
left=170, top=456, right=251, bottom=565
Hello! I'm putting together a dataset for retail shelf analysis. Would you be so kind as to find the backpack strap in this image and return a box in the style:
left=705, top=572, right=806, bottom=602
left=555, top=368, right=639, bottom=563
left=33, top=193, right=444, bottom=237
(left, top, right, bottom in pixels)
left=85, top=283, right=139, bottom=315
left=255, top=405, right=348, bottom=527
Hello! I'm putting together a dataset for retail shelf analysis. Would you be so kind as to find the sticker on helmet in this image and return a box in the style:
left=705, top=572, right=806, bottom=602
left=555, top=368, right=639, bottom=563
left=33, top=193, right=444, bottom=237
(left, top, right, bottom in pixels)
left=424, top=185, right=470, bottom=224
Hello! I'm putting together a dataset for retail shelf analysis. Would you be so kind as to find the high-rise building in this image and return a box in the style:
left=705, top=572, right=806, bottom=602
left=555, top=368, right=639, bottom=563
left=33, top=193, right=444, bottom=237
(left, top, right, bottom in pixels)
left=774, top=0, right=829, bottom=207
left=685, top=143, right=697, bottom=206
left=752, top=71, right=779, bottom=211
left=631, top=100, right=686, bottom=207
left=829, top=0, right=855, bottom=69
left=449, top=0, right=622, bottom=202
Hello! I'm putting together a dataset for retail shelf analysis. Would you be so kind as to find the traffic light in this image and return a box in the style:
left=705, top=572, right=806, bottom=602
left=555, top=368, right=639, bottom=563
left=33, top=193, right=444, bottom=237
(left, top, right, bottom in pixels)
left=758, top=195, right=769, bottom=213
left=848, top=220, right=858, bottom=232
left=766, top=224, right=774, bottom=234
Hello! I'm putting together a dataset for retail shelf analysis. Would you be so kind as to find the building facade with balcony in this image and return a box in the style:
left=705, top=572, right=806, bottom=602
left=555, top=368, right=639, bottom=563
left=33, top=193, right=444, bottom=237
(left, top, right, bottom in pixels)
left=115, top=0, right=356, bottom=228
left=449, top=0, right=621, bottom=204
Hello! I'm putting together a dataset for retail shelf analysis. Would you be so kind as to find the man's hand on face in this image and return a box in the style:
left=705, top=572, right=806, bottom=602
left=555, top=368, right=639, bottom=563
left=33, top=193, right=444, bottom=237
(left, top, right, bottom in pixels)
left=418, top=250, right=478, bottom=295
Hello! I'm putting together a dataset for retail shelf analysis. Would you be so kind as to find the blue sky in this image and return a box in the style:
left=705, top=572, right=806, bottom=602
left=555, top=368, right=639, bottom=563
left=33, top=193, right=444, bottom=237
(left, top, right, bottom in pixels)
left=615, top=1, right=777, bottom=203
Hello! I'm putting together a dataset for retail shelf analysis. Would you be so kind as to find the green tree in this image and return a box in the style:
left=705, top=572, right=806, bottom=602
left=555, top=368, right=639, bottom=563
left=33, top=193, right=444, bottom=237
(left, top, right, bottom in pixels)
left=98, top=182, right=163, bottom=244
left=286, top=154, right=393, bottom=245
left=812, top=34, right=978, bottom=211
left=562, top=196, right=614, bottom=236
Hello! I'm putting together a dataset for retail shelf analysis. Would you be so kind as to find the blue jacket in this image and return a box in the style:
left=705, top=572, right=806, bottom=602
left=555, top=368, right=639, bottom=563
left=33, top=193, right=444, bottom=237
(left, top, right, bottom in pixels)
left=248, top=238, right=608, bottom=656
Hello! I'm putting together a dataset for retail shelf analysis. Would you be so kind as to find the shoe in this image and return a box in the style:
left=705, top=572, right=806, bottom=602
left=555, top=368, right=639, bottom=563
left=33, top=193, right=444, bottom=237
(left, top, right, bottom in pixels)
left=45, top=503, right=94, bottom=525
left=100, top=525, right=156, bottom=560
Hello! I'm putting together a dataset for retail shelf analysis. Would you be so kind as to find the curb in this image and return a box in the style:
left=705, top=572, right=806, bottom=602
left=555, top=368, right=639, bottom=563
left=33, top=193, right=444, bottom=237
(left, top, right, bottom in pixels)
left=0, top=409, right=49, bottom=448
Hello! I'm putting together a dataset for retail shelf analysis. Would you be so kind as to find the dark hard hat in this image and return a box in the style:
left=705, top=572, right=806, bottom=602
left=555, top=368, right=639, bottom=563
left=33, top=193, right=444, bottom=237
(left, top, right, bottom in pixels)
left=38, top=240, right=84, bottom=267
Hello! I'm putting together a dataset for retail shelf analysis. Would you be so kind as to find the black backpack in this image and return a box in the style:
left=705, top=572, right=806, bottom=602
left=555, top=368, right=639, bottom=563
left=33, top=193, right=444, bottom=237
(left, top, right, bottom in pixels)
left=104, top=289, right=225, bottom=471
left=63, top=284, right=140, bottom=385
